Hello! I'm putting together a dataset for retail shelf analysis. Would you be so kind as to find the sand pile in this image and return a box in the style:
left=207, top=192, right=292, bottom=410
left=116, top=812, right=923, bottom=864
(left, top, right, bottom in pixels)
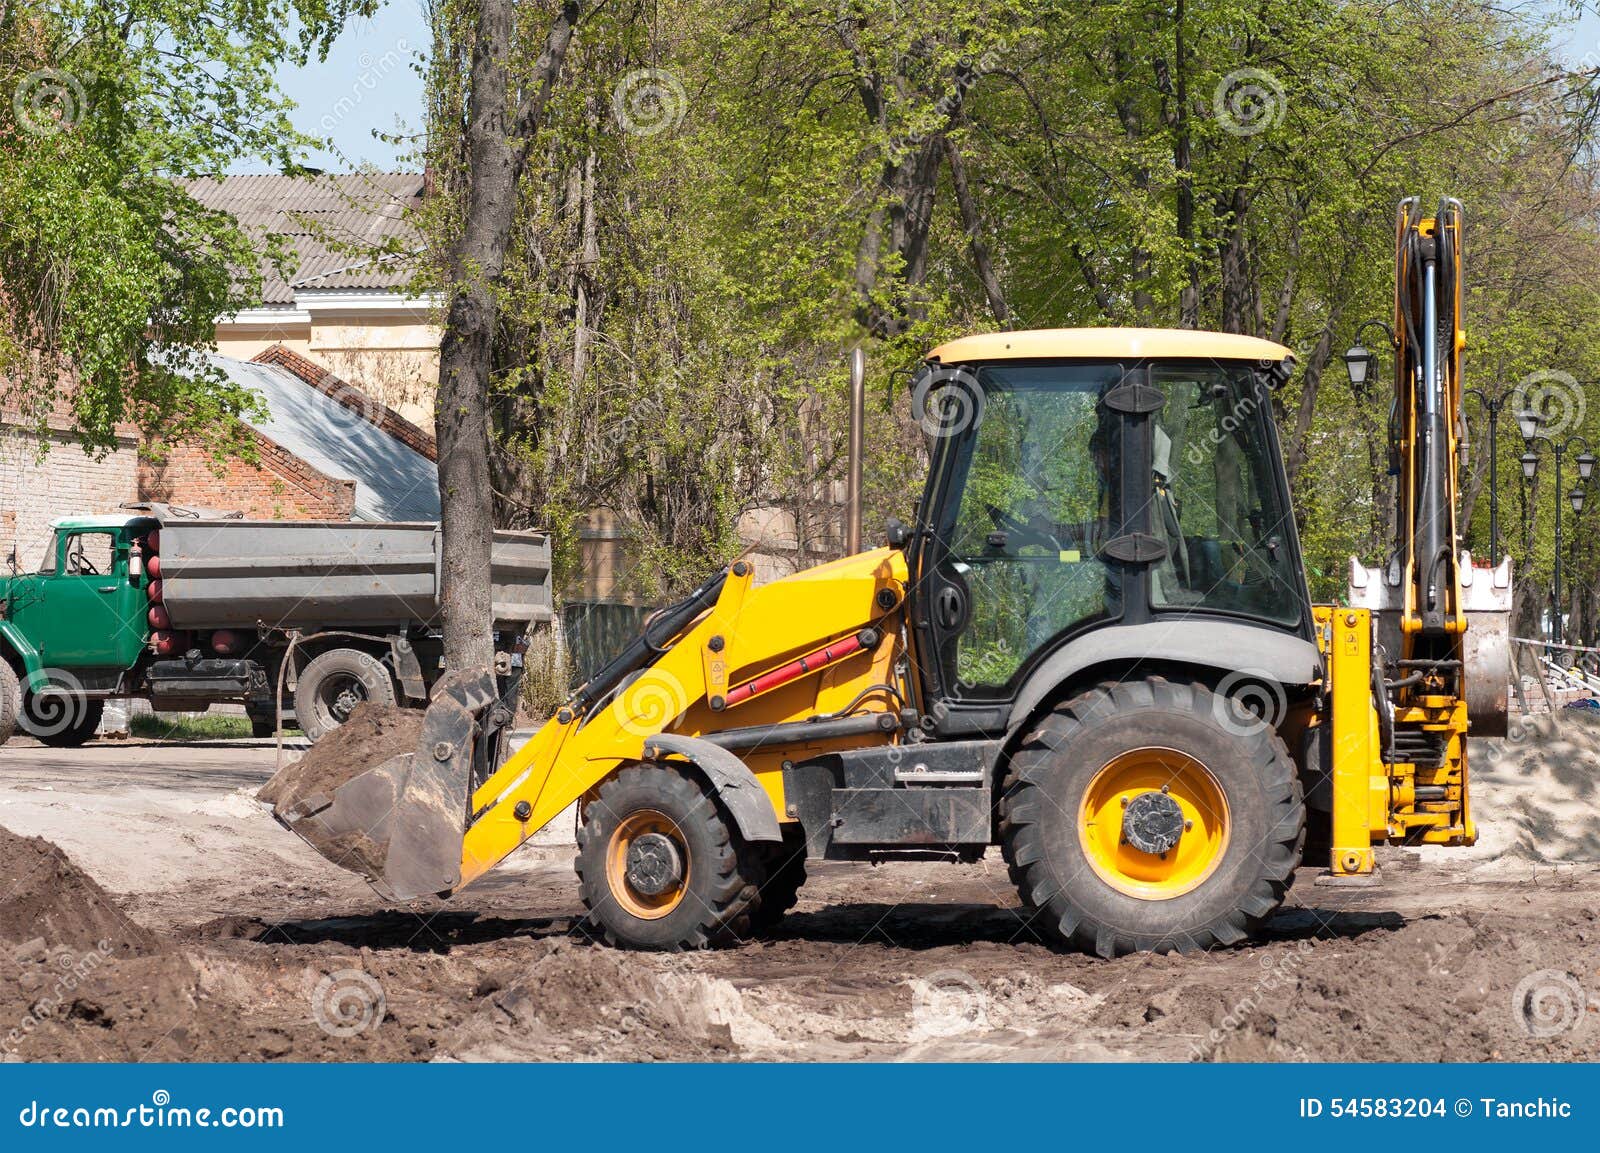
left=1468, top=710, right=1600, bottom=862
left=258, top=703, right=423, bottom=813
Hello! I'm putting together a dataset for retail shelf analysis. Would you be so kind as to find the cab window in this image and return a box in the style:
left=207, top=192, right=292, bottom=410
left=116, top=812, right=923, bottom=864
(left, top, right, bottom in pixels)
left=60, top=531, right=116, bottom=576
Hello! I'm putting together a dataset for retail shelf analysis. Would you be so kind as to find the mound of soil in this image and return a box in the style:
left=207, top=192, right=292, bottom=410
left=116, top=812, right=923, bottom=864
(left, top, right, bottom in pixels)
left=1197, top=911, right=1600, bottom=1062
left=258, top=703, right=423, bottom=813
left=0, top=825, right=158, bottom=957
left=1469, top=710, right=1600, bottom=862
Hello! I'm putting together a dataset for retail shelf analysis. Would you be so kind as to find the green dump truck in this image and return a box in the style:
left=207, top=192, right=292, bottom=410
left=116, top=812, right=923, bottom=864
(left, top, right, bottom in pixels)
left=0, top=513, right=553, bottom=747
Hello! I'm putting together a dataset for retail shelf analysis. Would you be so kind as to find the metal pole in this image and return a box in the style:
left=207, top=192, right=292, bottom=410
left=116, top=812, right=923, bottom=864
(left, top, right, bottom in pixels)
left=1554, top=447, right=1564, bottom=647
left=845, top=347, right=865, bottom=554
left=1487, top=400, right=1500, bottom=561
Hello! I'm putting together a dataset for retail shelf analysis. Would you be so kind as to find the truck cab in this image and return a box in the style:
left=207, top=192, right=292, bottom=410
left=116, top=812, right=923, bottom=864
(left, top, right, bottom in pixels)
left=0, top=515, right=158, bottom=743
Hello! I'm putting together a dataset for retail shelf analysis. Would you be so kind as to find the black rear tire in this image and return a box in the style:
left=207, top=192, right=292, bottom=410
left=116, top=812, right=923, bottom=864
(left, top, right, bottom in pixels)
left=22, top=691, right=103, bottom=748
left=999, top=676, right=1303, bottom=957
left=295, top=648, right=397, bottom=742
left=576, top=763, right=763, bottom=950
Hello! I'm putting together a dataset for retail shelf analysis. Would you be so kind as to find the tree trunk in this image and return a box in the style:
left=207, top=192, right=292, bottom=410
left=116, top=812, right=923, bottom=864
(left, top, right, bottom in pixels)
left=437, top=0, right=579, bottom=670
left=944, top=132, right=1008, bottom=326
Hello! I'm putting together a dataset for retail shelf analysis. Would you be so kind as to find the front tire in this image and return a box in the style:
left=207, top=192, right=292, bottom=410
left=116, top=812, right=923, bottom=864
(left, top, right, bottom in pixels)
left=576, top=763, right=763, bottom=950
left=999, top=676, right=1303, bottom=957
left=21, top=691, right=103, bottom=748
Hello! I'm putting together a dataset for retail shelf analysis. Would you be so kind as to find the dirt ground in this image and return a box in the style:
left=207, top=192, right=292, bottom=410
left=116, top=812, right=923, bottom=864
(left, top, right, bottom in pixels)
left=2, top=725, right=1599, bottom=1062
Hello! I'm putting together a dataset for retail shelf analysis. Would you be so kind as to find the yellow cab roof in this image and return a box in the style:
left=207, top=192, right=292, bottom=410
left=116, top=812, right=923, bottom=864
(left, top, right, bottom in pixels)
left=926, top=327, right=1293, bottom=364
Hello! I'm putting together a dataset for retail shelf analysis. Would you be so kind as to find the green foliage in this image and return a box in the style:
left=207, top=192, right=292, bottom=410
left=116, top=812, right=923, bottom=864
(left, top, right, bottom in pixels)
left=419, top=0, right=1600, bottom=633
left=0, top=0, right=372, bottom=455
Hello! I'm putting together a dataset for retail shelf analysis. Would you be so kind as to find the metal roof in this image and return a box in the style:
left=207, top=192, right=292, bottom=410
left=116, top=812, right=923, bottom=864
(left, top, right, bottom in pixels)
left=926, top=328, right=1294, bottom=364
left=184, top=174, right=425, bottom=305
left=206, top=354, right=441, bottom=522
left=49, top=514, right=152, bottom=531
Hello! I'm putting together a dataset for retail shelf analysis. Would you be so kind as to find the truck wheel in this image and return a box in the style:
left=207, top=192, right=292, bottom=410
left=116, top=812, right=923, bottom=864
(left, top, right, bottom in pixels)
left=749, top=828, right=807, bottom=933
left=21, top=691, right=104, bottom=748
left=998, top=676, right=1303, bottom=958
left=575, top=763, right=763, bottom=950
left=0, top=662, right=20, bottom=746
left=295, top=648, right=397, bottom=742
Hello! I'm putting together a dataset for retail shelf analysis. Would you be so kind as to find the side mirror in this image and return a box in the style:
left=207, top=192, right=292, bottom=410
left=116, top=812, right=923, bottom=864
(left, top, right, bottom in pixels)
left=5, top=549, right=14, bottom=574
left=886, top=518, right=911, bottom=549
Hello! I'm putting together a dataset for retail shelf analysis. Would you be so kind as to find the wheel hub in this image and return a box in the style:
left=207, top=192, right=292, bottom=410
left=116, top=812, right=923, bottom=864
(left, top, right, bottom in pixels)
left=1122, top=790, right=1186, bottom=855
left=625, top=831, right=684, bottom=897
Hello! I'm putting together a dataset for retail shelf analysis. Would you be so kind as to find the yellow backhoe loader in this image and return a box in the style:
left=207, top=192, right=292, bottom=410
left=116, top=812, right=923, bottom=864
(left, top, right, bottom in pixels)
left=266, top=197, right=1511, bottom=956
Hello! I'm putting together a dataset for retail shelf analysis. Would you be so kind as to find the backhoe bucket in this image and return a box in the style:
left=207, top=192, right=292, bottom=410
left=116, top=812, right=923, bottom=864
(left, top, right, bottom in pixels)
left=265, top=670, right=500, bottom=901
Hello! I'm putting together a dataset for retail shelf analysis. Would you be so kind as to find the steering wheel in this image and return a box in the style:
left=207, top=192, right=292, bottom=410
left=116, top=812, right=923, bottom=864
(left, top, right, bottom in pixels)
left=985, top=504, right=1061, bottom=552
left=69, top=552, right=99, bottom=575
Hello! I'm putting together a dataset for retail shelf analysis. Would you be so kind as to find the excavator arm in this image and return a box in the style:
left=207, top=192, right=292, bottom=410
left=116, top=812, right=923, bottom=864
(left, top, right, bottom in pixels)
left=1321, top=197, right=1512, bottom=877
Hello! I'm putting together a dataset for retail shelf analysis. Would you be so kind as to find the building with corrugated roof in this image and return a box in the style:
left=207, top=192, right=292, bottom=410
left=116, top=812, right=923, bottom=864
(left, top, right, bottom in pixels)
left=185, top=173, right=440, bottom=427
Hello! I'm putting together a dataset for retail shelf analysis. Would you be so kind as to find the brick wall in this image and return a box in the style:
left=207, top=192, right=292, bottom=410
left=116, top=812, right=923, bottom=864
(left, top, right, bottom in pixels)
left=0, top=425, right=139, bottom=568
left=139, top=427, right=356, bottom=520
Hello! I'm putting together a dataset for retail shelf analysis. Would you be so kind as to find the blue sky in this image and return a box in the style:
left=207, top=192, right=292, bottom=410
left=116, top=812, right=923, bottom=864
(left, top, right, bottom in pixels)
left=266, top=0, right=428, bottom=172
left=266, top=1, right=1600, bottom=174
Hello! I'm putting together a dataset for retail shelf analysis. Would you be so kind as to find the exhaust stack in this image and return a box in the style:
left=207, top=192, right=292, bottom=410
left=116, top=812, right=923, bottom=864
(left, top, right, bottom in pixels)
left=846, top=347, right=865, bottom=553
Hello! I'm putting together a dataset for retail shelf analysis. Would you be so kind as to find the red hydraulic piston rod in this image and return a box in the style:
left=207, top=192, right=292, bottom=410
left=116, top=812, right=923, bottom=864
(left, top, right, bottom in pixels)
left=717, top=629, right=879, bottom=709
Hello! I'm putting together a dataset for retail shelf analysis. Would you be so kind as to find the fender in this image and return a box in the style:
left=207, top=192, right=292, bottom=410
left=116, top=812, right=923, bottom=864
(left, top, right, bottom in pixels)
left=0, top=621, right=47, bottom=691
left=642, top=732, right=783, bottom=843
left=1007, top=618, right=1324, bottom=741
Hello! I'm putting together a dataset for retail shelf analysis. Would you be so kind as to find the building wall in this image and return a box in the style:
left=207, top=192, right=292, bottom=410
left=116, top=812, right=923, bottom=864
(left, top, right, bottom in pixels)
left=139, top=428, right=356, bottom=521
left=0, top=425, right=139, bottom=569
left=216, top=314, right=440, bottom=429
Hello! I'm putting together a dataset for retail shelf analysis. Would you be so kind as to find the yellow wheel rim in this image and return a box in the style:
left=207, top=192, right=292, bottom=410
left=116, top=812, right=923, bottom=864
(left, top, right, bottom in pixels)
left=1078, top=747, right=1230, bottom=900
left=606, top=809, right=689, bottom=920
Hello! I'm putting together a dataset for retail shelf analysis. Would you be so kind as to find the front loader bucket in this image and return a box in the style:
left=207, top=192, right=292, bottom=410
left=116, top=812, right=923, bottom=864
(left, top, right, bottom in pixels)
left=265, top=670, right=500, bottom=901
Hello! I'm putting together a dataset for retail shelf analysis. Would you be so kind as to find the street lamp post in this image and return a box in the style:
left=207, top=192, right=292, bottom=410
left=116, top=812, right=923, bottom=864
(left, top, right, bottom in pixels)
left=1519, top=412, right=1595, bottom=646
left=1463, top=388, right=1509, bottom=561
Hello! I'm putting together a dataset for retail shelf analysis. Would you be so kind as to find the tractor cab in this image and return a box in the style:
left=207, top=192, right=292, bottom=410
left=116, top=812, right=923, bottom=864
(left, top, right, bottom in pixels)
left=907, top=329, right=1315, bottom=732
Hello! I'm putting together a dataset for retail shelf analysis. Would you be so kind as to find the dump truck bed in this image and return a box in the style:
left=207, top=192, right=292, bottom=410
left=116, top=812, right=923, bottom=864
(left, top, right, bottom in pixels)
left=156, top=520, right=553, bottom=630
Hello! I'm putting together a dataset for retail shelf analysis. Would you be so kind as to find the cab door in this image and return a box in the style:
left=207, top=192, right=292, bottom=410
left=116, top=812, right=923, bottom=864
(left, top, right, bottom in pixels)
left=10, top=530, right=145, bottom=671
left=910, top=362, right=1130, bottom=724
